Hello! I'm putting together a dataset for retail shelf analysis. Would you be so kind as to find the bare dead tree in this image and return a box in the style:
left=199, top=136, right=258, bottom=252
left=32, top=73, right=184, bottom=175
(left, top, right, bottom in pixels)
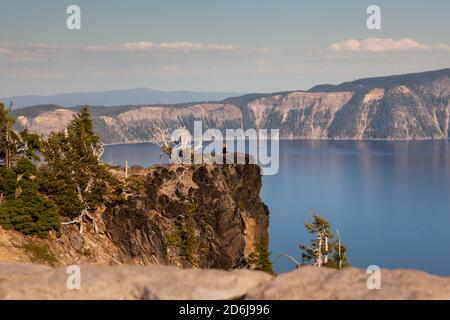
left=149, top=121, right=197, bottom=164
left=149, top=122, right=177, bottom=159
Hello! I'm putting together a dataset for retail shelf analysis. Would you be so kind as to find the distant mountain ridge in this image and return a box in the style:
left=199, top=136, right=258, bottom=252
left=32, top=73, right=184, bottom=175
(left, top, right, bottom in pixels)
left=8, top=68, right=450, bottom=142
left=2, top=87, right=243, bottom=109
left=308, top=68, right=450, bottom=93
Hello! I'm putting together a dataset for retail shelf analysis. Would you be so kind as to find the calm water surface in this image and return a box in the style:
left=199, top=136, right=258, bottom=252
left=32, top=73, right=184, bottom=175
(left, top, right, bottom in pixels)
left=102, top=140, right=450, bottom=275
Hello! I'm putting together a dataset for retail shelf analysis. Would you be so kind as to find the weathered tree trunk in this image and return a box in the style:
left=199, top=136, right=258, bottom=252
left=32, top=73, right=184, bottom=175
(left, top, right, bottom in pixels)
left=337, top=229, right=342, bottom=269
left=317, top=237, right=323, bottom=267
left=61, top=182, right=99, bottom=235
left=5, top=128, right=10, bottom=170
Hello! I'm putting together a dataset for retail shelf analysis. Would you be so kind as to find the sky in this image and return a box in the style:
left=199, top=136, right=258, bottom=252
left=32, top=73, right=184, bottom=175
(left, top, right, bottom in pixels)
left=1, top=0, right=450, bottom=97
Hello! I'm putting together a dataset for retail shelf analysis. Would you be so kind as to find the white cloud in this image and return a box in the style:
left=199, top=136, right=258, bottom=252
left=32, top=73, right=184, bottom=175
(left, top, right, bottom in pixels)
left=329, top=38, right=450, bottom=53
left=116, top=41, right=239, bottom=52
left=8, top=69, right=66, bottom=79
left=0, top=40, right=240, bottom=59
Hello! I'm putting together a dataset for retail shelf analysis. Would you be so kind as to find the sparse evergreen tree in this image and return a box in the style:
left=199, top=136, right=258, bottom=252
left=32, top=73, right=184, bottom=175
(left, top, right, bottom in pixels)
left=19, top=129, right=41, bottom=162
left=39, top=106, right=121, bottom=234
left=0, top=103, right=41, bottom=168
left=299, top=210, right=333, bottom=267
left=246, top=234, right=274, bottom=274
left=0, top=103, right=20, bottom=169
left=330, top=229, right=349, bottom=269
left=255, top=234, right=274, bottom=274
left=298, top=210, right=349, bottom=269
left=0, top=103, right=58, bottom=237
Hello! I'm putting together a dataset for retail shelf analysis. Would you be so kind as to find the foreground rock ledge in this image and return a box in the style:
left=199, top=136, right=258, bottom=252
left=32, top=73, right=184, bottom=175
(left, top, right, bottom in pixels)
left=1, top=263, right=450, bottom=300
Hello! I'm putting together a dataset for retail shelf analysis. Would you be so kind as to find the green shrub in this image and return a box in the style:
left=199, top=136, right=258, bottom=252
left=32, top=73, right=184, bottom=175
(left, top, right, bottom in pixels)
left=0, top=160, right=60, bottom=238
left=22, top=243, right=58, bottom=265
left=0, top=191, right=60, bottom=238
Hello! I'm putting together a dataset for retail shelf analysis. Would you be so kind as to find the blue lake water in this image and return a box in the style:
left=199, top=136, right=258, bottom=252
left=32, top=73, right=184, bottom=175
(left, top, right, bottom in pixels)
left=102, top=140, right=450, bottom=275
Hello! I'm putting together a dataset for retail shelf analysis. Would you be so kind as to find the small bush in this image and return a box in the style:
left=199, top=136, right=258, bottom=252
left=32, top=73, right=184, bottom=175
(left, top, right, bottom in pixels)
left=126, top=174, right=146, bottom=193
left=22, top=243, right=58, bottom=266
left=0, top=193, right=60, bottom=238
left=0, top=163, right=60, bottom=238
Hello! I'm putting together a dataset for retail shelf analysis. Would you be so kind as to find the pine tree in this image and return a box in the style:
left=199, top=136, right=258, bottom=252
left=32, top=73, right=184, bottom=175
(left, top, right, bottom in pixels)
left=0, top=103, right=41, bottom=168
left=39, top=106, right=121, bottom=234
left=0, top=103, right=58, bottom=237
left=19, top=129, right=41, bottom=162
left=0, top=103, right=20, bottom=169
left=255, top=234, right=274, bottom=274
left=246, top=234, right=274, bottom=274
left=299, top=210, right=333, bottom=267
left=298, top=210, right=349, bottom=269
left=330, top=229, right=349, bottom=269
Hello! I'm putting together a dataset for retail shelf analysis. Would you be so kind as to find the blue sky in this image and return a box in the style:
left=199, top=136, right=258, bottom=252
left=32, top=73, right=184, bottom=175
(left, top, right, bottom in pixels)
left=1, top=0, right=450, bottom=96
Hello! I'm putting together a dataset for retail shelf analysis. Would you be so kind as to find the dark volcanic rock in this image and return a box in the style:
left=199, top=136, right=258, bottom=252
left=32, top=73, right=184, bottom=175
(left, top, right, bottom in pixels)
left=103, top=164, right=270, bottom=269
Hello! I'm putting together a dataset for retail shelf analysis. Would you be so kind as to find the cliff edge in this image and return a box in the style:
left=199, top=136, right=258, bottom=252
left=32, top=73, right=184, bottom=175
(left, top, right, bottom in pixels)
left=104, top=163, right=270, bottom=269
left=0, top=163, right=270, bottom=271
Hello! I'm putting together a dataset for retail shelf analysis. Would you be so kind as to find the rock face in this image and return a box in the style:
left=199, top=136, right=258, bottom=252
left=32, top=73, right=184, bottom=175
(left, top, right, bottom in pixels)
left=1, top=262, right=450, bottom=300
left=103, top=164, right=270, bottom=269
left=0, top=262, right=271, bottom=300
left=0, top=210, right=126, bottom=266
left=246, top=267, right=450, bottom=300
left=11, top=69, right=450, bottom=142
left=0, top=164, right=270, bottom=271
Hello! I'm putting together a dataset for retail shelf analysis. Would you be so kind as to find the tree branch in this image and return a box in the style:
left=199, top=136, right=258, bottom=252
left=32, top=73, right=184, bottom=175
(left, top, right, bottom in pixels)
left=281, top=253, right=301, bottom=268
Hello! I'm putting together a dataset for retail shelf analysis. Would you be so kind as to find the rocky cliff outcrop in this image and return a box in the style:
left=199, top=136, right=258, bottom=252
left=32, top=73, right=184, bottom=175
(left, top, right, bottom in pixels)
left=11, top=69, right=450, bottom=142
left=103, top=164, right=270, bottom=269
left=0, top=164, right=270, bottom=271
left=1, top=262, right=450, bottom=300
